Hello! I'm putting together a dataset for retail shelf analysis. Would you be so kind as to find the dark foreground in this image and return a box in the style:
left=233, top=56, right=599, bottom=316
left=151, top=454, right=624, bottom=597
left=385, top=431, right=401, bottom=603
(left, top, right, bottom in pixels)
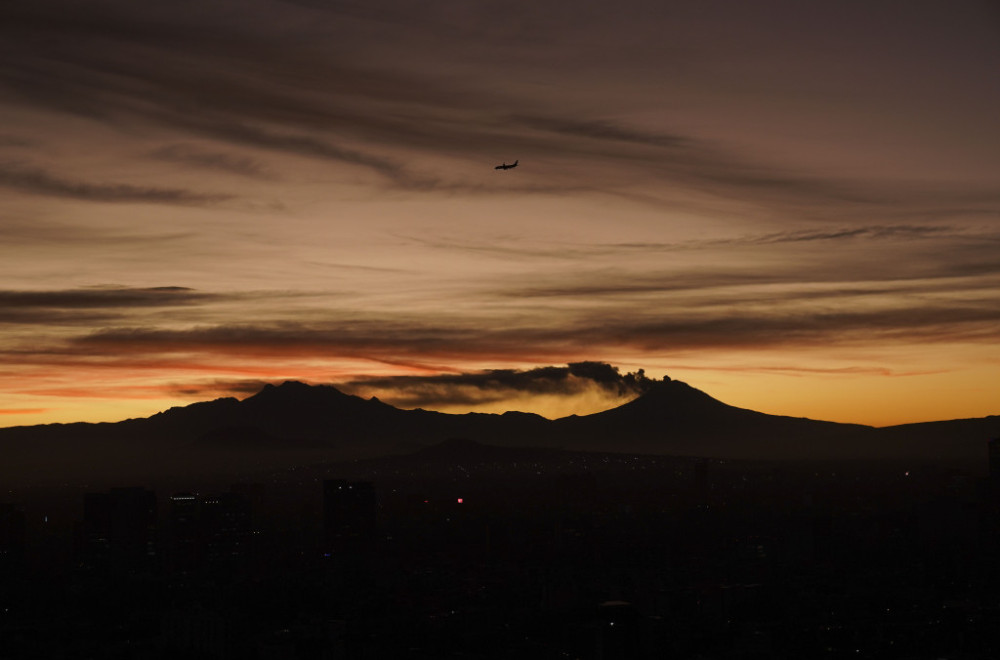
left=3, top=445, right=1000, bottom=659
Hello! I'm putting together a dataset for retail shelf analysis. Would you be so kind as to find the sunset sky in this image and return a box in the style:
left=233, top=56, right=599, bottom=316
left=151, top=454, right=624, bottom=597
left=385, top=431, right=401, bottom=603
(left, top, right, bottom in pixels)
left=2, top=0, right=998, bottom=428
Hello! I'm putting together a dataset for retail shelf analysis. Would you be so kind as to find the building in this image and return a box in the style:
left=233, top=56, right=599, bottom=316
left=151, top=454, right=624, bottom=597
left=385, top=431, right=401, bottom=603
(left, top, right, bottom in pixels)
left=0, top=502, right=26, bottom=570
left=200, top=492, right=253, bottom=566
left=81, top=487, right=157, bottom=572
left=167, top=491, right=254, bottom=573
left=168, top=493, right=202, bottom=572
left=989, top=437, right=1000, bottom=482
left=323, top=480, right=377, bottom=551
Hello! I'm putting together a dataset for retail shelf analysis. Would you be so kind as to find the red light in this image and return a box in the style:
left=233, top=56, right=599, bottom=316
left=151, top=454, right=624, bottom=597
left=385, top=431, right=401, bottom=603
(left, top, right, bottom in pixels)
left=457, top=498, right=463, bottom=504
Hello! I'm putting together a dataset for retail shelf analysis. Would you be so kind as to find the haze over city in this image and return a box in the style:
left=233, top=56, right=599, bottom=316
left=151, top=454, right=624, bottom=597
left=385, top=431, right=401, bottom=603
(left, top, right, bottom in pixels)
left=2, top=0, right=998, bottom=429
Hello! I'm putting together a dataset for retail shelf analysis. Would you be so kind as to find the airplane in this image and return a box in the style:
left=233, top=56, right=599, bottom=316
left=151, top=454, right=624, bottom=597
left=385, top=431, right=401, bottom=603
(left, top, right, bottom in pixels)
left=495, top=159, right=518, bottom=170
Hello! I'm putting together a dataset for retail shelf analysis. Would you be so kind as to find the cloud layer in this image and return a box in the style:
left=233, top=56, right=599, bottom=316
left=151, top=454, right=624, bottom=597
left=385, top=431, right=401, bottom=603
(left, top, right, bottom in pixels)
left=0, top=0, right=998, bottom=428
left=338, top=361, right=655, bottom=412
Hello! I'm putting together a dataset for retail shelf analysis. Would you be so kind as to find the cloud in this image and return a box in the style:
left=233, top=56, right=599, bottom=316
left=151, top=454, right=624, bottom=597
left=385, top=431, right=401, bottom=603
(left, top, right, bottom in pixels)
left=0, top=408, right=47, bottom=415
left=338, top=361, right=655, bottom=410
left=65, top=286, right=1000, bottom=364
left=485, top=226, right=1000, bottom=303
left=4, top=0, right=997, bottom=217
left=415, top=223, right=995, bottom=265
left=0, top=135, right=37, bottom=147
left=513, top=114, right=688, bottom=147
left=0, top=286, right=210, bottom=308
left=150, top=144, right=271, bottom=179
left=0, top=287, right=224, bottom=326
left=497, top=268, right=1000, bottom=302
left=72, top=321, right=479, bottom=356
left=667, top=364, right=944, bottom=378
left=584, top=305, right=1000, bottom=350
left=0, top=163, right=231, bottom=205
left=401, top=235, right=609, bottom=261
left=163, top=379, right=274, bottom=399
left=0, top=216, right=196, bottom=248
left=161, top=119, right=421, bottom=186
left=0, top=309, right=124, bottom=326
left=0, top=3, right=445, bottom=186
left=112, top=365, right=655, bottom=414
left=739, top=225, right=957, bottom=245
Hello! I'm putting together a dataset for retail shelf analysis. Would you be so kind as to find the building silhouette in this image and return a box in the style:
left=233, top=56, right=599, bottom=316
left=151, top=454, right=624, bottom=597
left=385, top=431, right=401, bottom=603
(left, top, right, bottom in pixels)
left=168, top=491, right=254, bottom=573
left=168, top=492, right=201, bottom=572
left=0, top=502, right=25, bottom=571
left=80, top=487, right=157, bottom=572
left=201, top=492, right=253, bottom=566
left=989, top=437, right=1000, bottom=482
left=596, top=601, right=642, bottom=660
left=322, top=480, right=376, bottom=552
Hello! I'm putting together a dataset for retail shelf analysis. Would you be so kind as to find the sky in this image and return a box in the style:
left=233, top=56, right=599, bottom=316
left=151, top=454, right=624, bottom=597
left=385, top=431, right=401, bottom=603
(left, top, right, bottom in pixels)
left=1, top=0, right=998, bottom=428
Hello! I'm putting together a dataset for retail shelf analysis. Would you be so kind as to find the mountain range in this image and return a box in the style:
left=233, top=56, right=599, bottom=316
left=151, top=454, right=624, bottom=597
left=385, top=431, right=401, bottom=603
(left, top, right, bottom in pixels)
left=1, top=379, right=997, bottom=487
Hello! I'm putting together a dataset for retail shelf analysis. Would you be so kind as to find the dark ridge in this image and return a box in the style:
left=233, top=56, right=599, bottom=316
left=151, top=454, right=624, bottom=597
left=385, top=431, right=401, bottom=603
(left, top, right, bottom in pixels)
left=411, top=437, right=495, bottom=459
left=196, top=425, right=286, bottom=448
left=244, top=380, right=347, bottom=402
left=601, top=379, right=740, bottom=418
left=410, top=437, right=557, bottom=461
left=0, top=377, right=997, bottom=487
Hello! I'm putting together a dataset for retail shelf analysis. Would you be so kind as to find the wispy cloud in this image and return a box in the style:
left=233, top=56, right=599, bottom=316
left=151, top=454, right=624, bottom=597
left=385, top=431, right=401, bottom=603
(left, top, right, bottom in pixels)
left=128, top=363, right=656, bottom=412
left=0, top=408, right=47, bottom=415
left=416, top=224, right=994, bottom=263
left=161, top=119, right=421, bottom=186
left=0, top=216, right=196, bottom=247
left=65, top=291, right=1000, bottom=363
left=1, top=0, right=997, bottom=428
left=0, top=287, right=224, bottom=326
left=339, top=361, right=653, bottom=409
left=0, top=286, right=214, bottom=308
left=495, top=268, right=1000, bottom=302
left=163, top=379, right=275, bottom=399
left=3, top=0, right=996, bottom=218
left=150, top=144, right=272, bottom=179
left=0, top=163, right=231, bottom=205
left=736, top=225, right=958, bottom=245
left=0, top=135, right=37, bottom=147
left=667, top=364, right=944, bottom=378
left=0, top=308, right=125, bottom=326
left=513, top=114, right=689, bottom=147
left=329, top=361, right=662, bottom=417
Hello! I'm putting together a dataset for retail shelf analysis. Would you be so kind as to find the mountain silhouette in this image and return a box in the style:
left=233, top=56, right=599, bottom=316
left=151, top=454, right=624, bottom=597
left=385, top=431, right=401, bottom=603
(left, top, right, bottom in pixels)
left=0, top=379, right=996, bottom=486
left=553, top=379, right=872, bottom=457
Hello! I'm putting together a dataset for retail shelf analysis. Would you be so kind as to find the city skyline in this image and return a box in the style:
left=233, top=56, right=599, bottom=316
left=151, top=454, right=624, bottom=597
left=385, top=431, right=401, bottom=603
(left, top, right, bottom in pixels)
left=2, top=0, right=998, bottom=428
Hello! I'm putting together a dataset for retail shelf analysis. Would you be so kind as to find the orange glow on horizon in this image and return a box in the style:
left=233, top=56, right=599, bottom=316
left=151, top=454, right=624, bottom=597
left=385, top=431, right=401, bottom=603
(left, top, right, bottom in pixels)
left=1, top=1, right=997, bottom=437
left=2, top=345, right=996, bottom=430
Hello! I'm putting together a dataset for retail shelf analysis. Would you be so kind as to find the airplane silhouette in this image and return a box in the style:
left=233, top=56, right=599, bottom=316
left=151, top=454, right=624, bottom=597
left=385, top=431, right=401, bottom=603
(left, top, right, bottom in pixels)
left=495, top=159, right=518, bottom=170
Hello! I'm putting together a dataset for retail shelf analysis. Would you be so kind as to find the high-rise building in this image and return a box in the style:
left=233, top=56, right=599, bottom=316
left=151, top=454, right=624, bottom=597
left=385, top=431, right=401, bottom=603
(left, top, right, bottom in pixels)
left=167, top=491, right=254, bottom=573
left=0, top=502, right=26, bottom=570
left=201, top=492, right=253, bottom=565
left=596, top=601, right=642, bottom=660
left=322, top=480, right=376, bottom=551
left=81, top=487, right=157, bottom=571
left=989, top=437, right=1000, bottom=482
left=168, top=493, right=202, bottom=572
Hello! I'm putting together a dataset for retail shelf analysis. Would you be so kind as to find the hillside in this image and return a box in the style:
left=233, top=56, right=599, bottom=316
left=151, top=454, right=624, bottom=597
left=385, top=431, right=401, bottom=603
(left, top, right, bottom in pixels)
left=0, top=379, right=996, bottom=486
